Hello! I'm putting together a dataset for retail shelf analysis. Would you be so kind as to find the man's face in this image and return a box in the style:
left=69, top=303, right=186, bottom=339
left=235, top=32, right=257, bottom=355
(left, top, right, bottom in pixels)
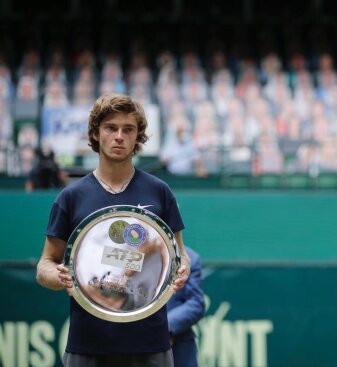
left=94, top=112, right=138, bottom=162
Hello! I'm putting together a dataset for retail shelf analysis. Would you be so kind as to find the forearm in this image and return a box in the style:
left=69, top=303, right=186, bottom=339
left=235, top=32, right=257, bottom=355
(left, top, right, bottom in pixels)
left=36, top=258, right=63, bottom=290
left=173, top=231, right=191, bottom=288
left=175, top=233, right=191, bottom=270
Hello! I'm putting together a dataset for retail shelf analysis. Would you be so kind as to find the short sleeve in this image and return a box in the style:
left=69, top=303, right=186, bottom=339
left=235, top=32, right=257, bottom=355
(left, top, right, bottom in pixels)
left=162, top=188, right=185, bottom=233
left=45, top=200, right=71, bottom=242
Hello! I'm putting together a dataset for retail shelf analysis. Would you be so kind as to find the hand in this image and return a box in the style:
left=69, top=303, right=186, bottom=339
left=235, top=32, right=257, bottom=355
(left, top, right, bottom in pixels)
left=173, top=254, right=190, bottom=292
left=56, top=263, right=74, bottom=296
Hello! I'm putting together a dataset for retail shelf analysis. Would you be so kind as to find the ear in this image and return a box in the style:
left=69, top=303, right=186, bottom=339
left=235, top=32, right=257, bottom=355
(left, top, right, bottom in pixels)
left=93, top=131, right=99, bottom=141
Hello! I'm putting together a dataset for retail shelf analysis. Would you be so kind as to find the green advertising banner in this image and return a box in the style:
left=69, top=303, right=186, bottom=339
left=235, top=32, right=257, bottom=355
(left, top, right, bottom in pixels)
left=0, top=191, right=336, bottom=262
left=197, top=264, right=336, bottom=367
left=1, top=263, right=336, bottom=367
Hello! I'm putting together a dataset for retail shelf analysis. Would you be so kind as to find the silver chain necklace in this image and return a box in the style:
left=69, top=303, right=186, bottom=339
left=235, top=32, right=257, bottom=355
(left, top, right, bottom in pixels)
left=95, top=167, right=135, bottom=194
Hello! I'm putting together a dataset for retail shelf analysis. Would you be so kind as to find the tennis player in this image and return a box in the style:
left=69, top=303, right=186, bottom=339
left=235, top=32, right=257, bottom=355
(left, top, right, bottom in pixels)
left=36, top=93, right=191, bottom=367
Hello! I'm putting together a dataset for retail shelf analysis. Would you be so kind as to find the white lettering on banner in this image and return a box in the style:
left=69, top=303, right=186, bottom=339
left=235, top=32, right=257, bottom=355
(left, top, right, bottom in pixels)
left=30, top=322, right=55, bottom=367
left=196, top=297, right=274, bottom=367
left=0, top=322, right=15, bottom=367
left=220, top=321, right=247, bottom=366
left=0, top=321, right=55, bottom=367
left=17, top=322, right=29, bottom=367
left=0, top=306, right=272, bottom=367
left=248, top=321, right=273, bottom=366
left=196, top=302, right=230, bottom=366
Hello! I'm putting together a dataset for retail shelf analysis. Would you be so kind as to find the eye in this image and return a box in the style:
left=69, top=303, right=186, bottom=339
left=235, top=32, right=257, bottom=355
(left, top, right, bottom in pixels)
left=124, top=127, right=135, bottom=133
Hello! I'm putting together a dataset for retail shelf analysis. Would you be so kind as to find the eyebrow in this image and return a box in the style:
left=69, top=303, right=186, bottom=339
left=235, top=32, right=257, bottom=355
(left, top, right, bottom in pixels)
left=103, top=121, right=137, bottom=128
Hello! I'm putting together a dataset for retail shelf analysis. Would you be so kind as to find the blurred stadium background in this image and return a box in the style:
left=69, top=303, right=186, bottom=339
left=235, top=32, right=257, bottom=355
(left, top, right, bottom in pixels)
left=0, top=1, right=336, bottom=366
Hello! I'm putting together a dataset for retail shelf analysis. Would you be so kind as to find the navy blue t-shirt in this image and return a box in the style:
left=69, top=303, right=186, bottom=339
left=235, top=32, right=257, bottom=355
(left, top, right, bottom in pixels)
left=46, top=168, right=185, bottom=354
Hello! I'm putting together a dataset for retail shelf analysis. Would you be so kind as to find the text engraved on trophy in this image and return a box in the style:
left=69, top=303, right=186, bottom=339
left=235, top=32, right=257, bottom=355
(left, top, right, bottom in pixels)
left=101, top=245, right=145, bottom=272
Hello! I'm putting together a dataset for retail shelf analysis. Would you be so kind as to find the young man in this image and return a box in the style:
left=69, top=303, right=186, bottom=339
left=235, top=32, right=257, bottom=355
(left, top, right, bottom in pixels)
left=36, top=94, right=191, bottom=367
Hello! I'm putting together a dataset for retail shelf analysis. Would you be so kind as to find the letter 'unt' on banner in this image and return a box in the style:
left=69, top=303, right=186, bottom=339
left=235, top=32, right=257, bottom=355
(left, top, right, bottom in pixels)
left=63, top=205, right=181, bottom=322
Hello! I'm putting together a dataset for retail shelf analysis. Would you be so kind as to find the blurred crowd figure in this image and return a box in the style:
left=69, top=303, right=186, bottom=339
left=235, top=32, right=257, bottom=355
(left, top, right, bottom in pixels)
left=1, top=45, right=337, bottom=178
left=160, top=122, right=208, bottom=177
left=25, top=146, right=68, bottom=192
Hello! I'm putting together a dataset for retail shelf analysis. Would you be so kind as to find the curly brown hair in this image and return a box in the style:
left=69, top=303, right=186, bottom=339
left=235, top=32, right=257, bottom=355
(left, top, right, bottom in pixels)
left=88, top=94, right=149, bottom=154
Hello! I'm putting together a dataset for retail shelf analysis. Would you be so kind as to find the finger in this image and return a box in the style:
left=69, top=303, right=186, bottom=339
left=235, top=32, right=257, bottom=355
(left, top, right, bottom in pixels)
left=58, top=273, right=73, bottom=289
left=60, top=279, right=73, bottom=289
left=175, top=275, right=187, bottom=284
left=173, top=276, right=187, bottom=290
left=57, top=264, right=69, bottom=273
left=177, top=265, right=187, bottom=274
left=172, top=282, right=184, bottom=292
left=58, top=272, right=72, bottom=282
left=177, top=266, right=190, bottom=279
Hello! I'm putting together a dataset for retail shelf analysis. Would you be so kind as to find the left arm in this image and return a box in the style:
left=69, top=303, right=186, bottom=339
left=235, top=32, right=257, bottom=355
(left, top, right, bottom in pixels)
left=173, top=231, right=191, bottom=292
left=168, top=251, right=205, bottom=335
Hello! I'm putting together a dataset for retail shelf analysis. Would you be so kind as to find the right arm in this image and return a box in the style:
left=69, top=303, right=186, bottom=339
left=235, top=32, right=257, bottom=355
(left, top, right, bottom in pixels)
left=36, top=236, right=73, bottom=291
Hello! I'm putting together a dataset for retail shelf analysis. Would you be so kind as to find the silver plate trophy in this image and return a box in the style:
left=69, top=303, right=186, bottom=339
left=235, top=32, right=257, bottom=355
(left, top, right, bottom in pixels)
left=63, top=205, right=181, bottom=322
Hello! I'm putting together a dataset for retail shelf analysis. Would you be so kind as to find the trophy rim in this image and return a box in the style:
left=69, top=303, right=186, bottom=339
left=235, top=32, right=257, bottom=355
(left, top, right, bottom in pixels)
left=64, top=205, right=180, bottom=322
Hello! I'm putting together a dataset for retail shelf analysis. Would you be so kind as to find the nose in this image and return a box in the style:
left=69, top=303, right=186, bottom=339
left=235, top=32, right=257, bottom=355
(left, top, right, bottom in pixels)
left=115, top=128, right=124, bottom=140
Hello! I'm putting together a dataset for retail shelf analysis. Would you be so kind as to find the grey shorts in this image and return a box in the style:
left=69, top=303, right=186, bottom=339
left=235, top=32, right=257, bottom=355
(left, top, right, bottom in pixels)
left=63, top=350, right=174, bottom=367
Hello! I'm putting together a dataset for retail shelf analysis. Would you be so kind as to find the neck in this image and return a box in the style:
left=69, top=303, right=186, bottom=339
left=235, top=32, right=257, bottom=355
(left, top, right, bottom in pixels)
left=98, top=163, right=134, bottom=184
left=97, top=154, right=134, bottom=182
left=95, top=164, right=135, bottom=195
